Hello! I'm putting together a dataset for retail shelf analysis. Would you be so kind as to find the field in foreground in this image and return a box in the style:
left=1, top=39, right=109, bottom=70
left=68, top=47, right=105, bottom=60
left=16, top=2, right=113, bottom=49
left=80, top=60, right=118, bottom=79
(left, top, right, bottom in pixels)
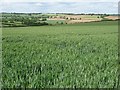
left=2, top=21, right=118, bottom=88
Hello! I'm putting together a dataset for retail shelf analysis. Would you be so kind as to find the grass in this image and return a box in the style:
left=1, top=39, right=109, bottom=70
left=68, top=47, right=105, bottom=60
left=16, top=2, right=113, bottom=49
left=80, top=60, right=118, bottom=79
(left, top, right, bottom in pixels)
left=2, top=21, right=118, bottom=88
left=47, top=20, right=66, bottom=24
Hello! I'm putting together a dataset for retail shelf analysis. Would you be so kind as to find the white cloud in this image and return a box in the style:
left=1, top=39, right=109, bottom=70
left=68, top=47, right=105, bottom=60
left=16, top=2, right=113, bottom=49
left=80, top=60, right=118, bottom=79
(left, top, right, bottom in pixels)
left=1, top=0, right=120, bottom=2
left=35, top=3, right=43, bottom=6
left=1, top=2, right=118, bottom=14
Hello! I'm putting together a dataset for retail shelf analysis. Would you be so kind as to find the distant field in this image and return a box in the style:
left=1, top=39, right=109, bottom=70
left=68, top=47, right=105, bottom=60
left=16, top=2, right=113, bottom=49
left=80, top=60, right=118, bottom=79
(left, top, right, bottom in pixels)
left=2, top=21, right=118, bottom=88
left=104, top=16, right=119, bottom=20
left=47, top=20, right=66, bottom=24
left=47, top=15, right=102, bottom=24
left=2, top=13, right=117, bottom=27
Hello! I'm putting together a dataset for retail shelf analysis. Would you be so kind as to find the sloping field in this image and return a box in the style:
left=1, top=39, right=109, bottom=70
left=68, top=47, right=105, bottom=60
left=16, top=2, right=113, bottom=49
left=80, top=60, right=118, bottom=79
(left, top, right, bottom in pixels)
left=47, top=20, right=66, bottom=24
left=2, top=21, right=118, bottom=88
left=67, top=19, right=102, bottom=24
left=65, top=15, right=100, bottom=19
left=104, top=16, right=119, bottom=20
left=48, top=15, right=102, bottom=24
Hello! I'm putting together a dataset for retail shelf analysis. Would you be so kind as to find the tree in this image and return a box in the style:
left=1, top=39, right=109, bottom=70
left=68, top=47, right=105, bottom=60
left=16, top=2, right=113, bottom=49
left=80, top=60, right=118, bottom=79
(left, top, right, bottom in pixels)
left=56, top=22, right=59, bottom=24
left=42, top=18, right=47, bottom=21
left=61, top=22, right=63, bottom=24
left=70, top=18, right=72, bottom=20
left=66, top=17, right=68, bottom=20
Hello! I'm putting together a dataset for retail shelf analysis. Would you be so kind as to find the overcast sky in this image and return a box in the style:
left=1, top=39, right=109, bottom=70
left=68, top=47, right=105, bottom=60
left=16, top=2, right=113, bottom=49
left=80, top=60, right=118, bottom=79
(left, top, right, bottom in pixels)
left=1, top=0, right=119, bottom=14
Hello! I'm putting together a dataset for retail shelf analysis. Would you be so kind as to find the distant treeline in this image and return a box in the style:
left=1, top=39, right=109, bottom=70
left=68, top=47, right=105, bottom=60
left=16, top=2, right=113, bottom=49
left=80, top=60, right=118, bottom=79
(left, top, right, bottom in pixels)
left=2, top=13, right=49, bottom=27
left=1, top=12, right=119, bottom=16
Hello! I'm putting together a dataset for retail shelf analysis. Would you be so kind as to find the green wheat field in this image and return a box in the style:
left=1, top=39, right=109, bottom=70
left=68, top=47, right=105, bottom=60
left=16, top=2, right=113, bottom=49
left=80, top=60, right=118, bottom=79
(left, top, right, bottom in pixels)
left=2, top=21, right=118, bottom=88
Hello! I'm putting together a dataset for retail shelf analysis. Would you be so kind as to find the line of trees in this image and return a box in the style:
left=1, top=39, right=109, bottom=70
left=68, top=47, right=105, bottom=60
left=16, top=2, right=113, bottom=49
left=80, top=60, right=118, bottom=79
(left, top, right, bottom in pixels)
left=2, top=15, right=49, bottom=27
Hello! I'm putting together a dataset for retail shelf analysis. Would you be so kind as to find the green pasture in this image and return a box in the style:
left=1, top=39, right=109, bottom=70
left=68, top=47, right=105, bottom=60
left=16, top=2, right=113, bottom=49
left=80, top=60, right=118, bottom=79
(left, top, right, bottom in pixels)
left=47, top=20, right=66, bottom=24
left=2, top=21, right=118, bottom=88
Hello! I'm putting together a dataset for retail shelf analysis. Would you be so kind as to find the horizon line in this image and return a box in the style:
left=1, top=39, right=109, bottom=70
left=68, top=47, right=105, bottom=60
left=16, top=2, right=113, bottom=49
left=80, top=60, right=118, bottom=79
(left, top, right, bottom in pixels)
left=1, top=12, right=118, bottom=14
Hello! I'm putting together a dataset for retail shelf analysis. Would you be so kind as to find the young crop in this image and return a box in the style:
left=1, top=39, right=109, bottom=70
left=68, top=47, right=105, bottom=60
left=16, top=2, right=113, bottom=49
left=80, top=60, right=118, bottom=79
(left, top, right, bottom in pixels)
left=2, top=21, right=118, bottom=88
